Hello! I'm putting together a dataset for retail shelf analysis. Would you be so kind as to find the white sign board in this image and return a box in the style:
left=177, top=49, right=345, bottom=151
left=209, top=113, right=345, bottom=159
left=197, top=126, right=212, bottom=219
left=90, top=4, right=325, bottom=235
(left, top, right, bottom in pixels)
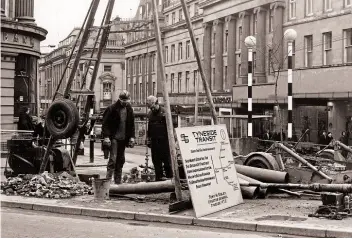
left=175, top=124, right=243, bottom=218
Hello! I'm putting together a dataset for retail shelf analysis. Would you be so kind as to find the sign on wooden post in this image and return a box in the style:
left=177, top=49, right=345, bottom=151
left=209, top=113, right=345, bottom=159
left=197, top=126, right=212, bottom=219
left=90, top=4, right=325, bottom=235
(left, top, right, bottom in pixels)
left=175, top=125, right=243, bottom=218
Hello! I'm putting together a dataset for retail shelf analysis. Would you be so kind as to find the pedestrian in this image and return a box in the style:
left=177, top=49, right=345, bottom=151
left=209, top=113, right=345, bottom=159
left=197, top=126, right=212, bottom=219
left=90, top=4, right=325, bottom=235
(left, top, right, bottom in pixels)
left=146, top=95, right=173, bottom=181
left=17, top=106, right=34, bottom=131
left=102, top=90, right=135, bottom=184
left=327, top=132, right=333, bottom=146
left=319, top=130, right=328, bottom=149
left=339, top=131, right=348, bottom=145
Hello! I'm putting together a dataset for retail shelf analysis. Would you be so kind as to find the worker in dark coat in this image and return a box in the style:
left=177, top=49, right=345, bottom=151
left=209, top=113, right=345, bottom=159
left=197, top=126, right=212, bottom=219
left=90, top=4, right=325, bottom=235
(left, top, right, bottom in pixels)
left=17, top=106, right=34, bottom=131
left=146, top=95, right=173, bottom=181
left=102, top=90, right=135, bottom=184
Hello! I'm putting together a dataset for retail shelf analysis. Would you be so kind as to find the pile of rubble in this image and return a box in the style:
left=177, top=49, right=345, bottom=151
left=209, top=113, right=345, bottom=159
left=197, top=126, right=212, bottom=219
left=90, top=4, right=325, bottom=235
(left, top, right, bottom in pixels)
left=1, top=172, right=93, bottom=199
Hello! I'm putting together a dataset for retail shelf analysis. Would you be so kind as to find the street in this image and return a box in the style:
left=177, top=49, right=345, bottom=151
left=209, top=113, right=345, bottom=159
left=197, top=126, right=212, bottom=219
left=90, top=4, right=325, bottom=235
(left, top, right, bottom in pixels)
left=0, top=208, right=282, bottom=238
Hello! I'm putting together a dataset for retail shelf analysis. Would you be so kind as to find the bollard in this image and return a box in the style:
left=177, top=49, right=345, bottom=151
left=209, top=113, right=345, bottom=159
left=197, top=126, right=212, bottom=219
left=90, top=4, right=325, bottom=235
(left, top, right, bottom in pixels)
left=90, top=135, right=95, bottom=163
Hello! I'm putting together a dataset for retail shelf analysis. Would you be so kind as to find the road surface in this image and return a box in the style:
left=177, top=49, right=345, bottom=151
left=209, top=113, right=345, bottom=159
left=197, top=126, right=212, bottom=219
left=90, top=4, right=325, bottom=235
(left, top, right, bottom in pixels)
left=0, top=208, right=288, bottom=238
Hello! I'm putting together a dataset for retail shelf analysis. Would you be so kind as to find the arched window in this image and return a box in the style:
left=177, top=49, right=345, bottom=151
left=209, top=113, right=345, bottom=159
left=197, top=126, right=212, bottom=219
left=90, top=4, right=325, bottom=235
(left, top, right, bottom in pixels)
left=103, top=82, right=112, bottom=100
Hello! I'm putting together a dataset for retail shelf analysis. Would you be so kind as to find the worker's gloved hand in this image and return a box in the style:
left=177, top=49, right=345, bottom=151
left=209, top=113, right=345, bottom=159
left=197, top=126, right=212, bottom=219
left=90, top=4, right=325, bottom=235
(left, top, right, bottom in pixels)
left=103, top=138, right=111, bottom=147
left=128, top=138, right=135, bottom=148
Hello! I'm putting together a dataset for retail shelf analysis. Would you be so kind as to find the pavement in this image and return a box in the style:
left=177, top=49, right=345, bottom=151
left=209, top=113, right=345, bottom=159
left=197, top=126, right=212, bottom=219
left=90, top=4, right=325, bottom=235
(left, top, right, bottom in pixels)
left=1, top=194, right=352, bottom=237
left=1, top=207, right=280, bottom=238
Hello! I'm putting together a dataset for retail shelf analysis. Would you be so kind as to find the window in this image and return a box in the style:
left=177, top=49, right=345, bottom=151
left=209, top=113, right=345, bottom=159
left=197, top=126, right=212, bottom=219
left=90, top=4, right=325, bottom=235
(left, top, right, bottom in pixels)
left=152, top=54, right=156, bottom=72
left=139, top=57, right=142, bottom=73
left=324, top=0, right=332, bottom=11
left=186, top=40, right=191, bottom=59
left=344, top=28, right=352, bottom=63
left=178, top=72, right=182, bottom=93
left=212, top=33, right=216, bottom=55
left=268, top=49, right=272, bottom=72
left=187, top=5, right=191, bottom=17
left=323, top=32, right=332, bottom=65
left=104, top=65, right=112, bottom=72
left=179, top=9, right=183, bottom=21
left=238, top=63, right=241, bottom=77
left=139, top=82, right=143, bottom=102
left=305, top=0, right=313, bottom=16
left=165, top=46, right=169, bottom=63
left=212, top=68, right=215, bottom=90
left=253, top=52, right=257, bottom=73
left=171, top=73, right=175, bottom=92
left=224, top=66, right=227, bottom=88
left=195, top=3, right=199, bottom=15
left=178, top=42, right=183, bottom=60
left=171, top=44, right=175, bottom=62
left=172, top=12, right=176, bottom=24
left=225, top=30, right=228, bottom=52
left=289, top=0, right=297, bottom=19
left=196, top=38, right=200, bottom=55
left=292, top=40, right=296, bottom=69
left=346, top=0, right=352, bottom=7
left=186, top=71, right=190, bottom=92
left=152, top=82, right=156, bottom=95
left=165, top=14, right=169, bottom=24
left=253, top=14, right=258, bottom=34
left=305, top=35, right=313, bottom=67
left=269, top=10, right=274, bottom=32
left=238, top=26, right=242, bottom=49
left=193, top=70, right=198, bottom=92
left=133, top=83, right=137, bottom=102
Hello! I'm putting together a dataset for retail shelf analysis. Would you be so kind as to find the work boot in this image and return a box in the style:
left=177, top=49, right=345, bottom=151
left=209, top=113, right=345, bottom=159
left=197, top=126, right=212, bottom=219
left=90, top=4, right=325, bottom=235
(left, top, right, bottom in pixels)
left=114, top=168, right=122, bottom=184
left=106, top=170, right=113, bottom=180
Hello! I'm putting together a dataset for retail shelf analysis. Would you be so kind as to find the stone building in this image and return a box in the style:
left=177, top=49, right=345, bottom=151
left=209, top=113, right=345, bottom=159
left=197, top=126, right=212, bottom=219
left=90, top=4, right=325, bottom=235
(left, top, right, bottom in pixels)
left=1, top=0, right=47, bottom=130
left=126, top=0, right=352, bottom=142
left=39, top=21, right=126, bottom=115
left=201, top=0, right=352, bottom=141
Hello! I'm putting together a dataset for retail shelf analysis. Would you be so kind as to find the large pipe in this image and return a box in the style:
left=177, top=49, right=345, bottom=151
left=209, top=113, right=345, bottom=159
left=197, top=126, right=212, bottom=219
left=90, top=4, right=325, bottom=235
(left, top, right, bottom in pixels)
left=238, top=177, right=260, bottom=199
left=240, top=183, right=352, bottom=193
left=237, top=173, right=267, bottom=198
left=109, top=178, right=260, bottom=198
left=235, top=164, right=289, bottom=183
left=109, top=180, right=175, bottom=195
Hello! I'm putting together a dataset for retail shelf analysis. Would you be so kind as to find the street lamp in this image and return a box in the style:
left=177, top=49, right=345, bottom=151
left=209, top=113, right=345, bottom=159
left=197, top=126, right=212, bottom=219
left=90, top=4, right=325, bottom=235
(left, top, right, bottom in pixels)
left=41, top=44, right=56, bottom=48
left=245, top=36, right=256, bottom=137
left=284, top=29, right=297, bottom=140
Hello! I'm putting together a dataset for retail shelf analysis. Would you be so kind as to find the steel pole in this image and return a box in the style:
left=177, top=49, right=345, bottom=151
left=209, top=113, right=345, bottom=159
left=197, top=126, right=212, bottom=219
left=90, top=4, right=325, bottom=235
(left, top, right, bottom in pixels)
left=72, top=0, right=115, bottom=165
left=287, top=41, right=293, bottom=140
left=247, top=47, right=253, bottom=137
left=151, top=0, right=183, bottom=201
left=277, top=143, right=333, bottom=182
left=179, top=0, right=218, bottom=124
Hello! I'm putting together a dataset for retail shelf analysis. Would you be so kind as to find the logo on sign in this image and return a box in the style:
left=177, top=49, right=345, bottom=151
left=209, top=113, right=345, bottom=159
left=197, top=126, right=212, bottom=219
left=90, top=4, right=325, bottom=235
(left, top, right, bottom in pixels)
left=220, top=129, right=226, bottom=140
left=180, top=134, right=189, bottom=143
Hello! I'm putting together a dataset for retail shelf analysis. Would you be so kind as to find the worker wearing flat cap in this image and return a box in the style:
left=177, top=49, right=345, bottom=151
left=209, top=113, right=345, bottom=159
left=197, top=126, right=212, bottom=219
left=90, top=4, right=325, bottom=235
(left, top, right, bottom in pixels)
left=146, top=95, right=173, bottom=181
left=102, top=90, right=135, bottom=184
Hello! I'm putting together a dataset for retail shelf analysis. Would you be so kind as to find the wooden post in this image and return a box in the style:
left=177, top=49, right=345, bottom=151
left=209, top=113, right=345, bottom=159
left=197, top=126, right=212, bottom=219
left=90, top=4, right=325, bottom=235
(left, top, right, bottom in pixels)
left=151, top=0, right=183, bottom=201
left=179, top=0, right=218, bottom=125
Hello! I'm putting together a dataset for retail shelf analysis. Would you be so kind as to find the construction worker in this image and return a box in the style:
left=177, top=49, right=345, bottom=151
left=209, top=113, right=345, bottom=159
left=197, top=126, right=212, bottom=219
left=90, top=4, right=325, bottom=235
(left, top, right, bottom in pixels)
left=146, top=95, right=173, bottom=181
left=102, top=90, right=135, bottom=184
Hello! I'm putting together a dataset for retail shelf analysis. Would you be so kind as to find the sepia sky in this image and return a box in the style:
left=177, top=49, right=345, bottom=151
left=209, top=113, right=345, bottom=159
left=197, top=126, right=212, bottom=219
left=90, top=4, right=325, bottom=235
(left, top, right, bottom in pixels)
left=35, top=0, right=140, bottom=52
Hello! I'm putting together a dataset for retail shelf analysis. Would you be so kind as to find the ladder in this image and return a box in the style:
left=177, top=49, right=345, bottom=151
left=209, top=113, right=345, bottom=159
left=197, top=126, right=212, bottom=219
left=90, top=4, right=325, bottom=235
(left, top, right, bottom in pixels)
left=39, top=0, right=116, bottom=173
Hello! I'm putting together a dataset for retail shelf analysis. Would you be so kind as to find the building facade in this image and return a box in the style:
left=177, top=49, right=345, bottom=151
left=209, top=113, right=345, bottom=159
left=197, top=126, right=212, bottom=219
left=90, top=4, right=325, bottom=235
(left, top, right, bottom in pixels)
left=1, top=0, right=47, bottom=130
left=200, top=0, right=351, bottom=142
left=125, top=0, right=352, bottom=142
left=39, top=21, right=126, bottom=115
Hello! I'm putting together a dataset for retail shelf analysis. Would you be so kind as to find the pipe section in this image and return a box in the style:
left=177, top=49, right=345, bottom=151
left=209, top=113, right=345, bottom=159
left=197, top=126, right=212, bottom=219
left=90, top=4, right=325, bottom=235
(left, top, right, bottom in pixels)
left=237, top=173, right=268, bottom=198
left=236, top=164, right=289, bottom=183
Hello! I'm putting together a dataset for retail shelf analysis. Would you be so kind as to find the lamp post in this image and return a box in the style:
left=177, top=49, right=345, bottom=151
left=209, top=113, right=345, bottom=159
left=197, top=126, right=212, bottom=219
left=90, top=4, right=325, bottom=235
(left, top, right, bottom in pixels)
left=284, top=29, right=297, bottom=140
left=244, top=36, right=256, bottom=137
